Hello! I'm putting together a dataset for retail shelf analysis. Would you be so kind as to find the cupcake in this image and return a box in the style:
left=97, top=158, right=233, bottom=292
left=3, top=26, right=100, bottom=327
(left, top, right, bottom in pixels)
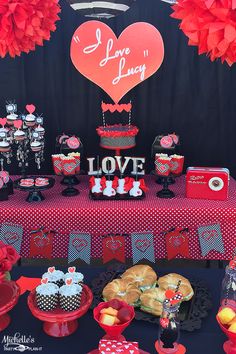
left=25, top=114, right=36, bottom=127
left=36, top=278, right=59, bottom=311
left=64, top=267, right=84, bottom=285
left=14, top=130, right=25, bottom=141
left=42, top=267, right=64, bottom=287
left=0, top=140, right=10, bottom=152
left=31, top=140, right=42, bottom=152
left=34, top=125, right=45, bottom=137
left=7, top=113, right=18, bottom=125
left=59, top=278, right=82, bottom=311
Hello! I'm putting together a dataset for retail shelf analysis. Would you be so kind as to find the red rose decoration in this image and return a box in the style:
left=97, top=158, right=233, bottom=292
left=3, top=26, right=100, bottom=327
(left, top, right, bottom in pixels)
left=0, top=243, right=7, bottom=262
left=0, top=0, right=61, bottom=58
left=6, top=245, right=20, bottom=264
left=171, top=0, right=236, bottom=66
left=0, top=259, right=12, bottom=272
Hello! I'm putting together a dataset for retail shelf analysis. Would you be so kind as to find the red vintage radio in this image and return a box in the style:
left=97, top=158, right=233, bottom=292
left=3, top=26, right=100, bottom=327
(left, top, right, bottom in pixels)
left=186, top=167, right=230, bottom=201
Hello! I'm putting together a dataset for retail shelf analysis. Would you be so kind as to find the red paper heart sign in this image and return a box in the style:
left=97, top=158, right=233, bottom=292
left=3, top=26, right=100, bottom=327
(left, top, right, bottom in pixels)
left=68, top=266, right=76, bottom=273
left=4, top=232, right=19, bottom=245
left=71, top=21, right=164, bottom=103
left=0, top=118, right=7, bottom=126
left=26, top=104, right=36, bottom=114
left=72, top=238, right=88, bottom=252
left=66, top=278, right=73, bottom=286
left=135, top=238, right=151, bottom=252
left=13, top=120, right=23, bottom=129
left=48, top=267, right=55, bottom=273
left=106, top=239, right=122, bottom=252
left=41, top=278, right=48, bottom=285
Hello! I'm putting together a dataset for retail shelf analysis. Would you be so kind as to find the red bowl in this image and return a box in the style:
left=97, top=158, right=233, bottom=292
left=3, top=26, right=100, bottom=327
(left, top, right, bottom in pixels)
left=93, top=301, right=135, bottom=340
left=28, top=285, right=93, bottom=337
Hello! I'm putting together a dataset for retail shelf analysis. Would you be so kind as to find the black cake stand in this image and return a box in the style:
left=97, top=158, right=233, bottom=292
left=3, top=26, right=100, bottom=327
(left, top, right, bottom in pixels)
left=14, top=177, right=55, bottom=202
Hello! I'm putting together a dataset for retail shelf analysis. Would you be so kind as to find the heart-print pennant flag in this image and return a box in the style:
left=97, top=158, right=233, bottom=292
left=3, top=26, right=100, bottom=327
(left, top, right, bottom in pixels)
left=131, top=232, right=155, bottom=264
left=197, top=223, right=224, bottom=257
left=165, top=227, right=190, bottom=260
left=0, top=223, right=23, bottom=254
left=102, top=235, right=125, bottom=264
left=99, top=339, right=139, bottom=354
left=68, top=232, right=91, bottom=264
left=29, top=227, right=54, bottom=259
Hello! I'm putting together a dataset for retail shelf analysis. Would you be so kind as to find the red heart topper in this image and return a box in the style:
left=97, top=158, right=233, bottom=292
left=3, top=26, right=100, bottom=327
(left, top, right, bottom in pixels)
left=26, top=104, right=36, bottom=114
left=165, top=289, right=183, bottom=305
left=0, top=118, right=7, bottom=127
left=68, top=266, right=76, bottom=273
left=41, top=278, right=48, bottom=285
left=66, top=278, right=73, bottom=286
left=14, top=120, right=23, bottom=130
left=48, top=267, right=55, bottom=273
left=71, top=21, right=164, bottom=103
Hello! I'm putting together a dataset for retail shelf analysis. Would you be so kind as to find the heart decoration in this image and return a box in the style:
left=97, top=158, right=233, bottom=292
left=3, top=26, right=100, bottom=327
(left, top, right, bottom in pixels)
left=106, top=239, right=122, bottom=252
left=170, top=161, right=179, bottom=171
left=201, top=229, right=217, bottom=242
left=66, top=278, right=73, bottom=286
left=13, top=120, right=23, bottom=130
left=135, top=239, right=151, bottom=253
left=3, top=232, right=19, bottom=245
left=34, top=234, right=51, bottom=248
left=0, top=118, right=7, bottom=126
left=102, top=103, right=132, bottom=113
left=41, top=278, right=48, bottom=285
left=72, top=238, right=88, bottom=253
left=160, top=318, right=169, bottom=328
left=48, top=267, right=55, bottom=273
left=71, top=21, right=164, bottom=103
left=157, top=163, right=169, bottom=173
left=63, top=162, right=76, bottom=174
left=26, top=104, right=36, bottom=114
left=68, top=266, right=76, bottom=273
left=169, top=235, right=185, bottom=248
left=165, top=289, right=176, bottom=299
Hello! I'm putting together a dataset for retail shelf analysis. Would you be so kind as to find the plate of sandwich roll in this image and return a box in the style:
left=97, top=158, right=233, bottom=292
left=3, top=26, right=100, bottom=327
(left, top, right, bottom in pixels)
left=90, top=264, right=212, bottom=332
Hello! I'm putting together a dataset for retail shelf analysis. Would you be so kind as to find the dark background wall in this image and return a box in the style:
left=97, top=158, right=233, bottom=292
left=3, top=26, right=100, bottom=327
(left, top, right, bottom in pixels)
left=0, top=0, right=236, bottom=176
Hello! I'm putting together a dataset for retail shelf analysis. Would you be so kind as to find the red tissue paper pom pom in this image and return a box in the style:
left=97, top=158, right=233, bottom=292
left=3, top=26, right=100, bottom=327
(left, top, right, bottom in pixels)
left=171, top=0, right=236, bottom=66
left=0, top=0, right=61, bottom=58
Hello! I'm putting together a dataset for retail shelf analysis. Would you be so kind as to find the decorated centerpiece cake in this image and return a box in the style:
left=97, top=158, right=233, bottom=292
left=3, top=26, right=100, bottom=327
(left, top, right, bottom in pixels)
left=97, top=102, right=139, bottom=152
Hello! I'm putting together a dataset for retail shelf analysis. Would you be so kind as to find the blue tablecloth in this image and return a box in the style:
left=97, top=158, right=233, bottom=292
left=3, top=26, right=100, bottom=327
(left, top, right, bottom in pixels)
left=0, top=267, right=226, bottom=354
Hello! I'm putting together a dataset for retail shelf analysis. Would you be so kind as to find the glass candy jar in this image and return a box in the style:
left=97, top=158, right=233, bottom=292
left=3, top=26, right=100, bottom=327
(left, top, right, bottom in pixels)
left=158, top=302, right=180, bottom=353
left=221, top=260, right=236, bottom=308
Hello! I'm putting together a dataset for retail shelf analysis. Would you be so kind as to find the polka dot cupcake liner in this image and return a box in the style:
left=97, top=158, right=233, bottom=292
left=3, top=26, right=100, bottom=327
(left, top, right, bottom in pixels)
left=36, top=293, right=59, bottom=311
left=59, top=293, right=81, bottom=312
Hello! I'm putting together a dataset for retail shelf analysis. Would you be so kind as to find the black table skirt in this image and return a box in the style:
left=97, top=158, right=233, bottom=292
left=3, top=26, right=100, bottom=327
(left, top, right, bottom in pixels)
left=0, top=266, right=226, bottom=354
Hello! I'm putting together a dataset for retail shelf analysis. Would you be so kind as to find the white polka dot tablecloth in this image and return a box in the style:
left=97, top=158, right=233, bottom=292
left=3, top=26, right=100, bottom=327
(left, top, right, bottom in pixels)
left=2, top=175, right=236, bottom=260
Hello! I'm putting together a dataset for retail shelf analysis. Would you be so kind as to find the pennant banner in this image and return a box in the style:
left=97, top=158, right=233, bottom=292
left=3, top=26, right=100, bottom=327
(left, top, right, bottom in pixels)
left=68, top=232, right=91, bottom=264
left=102, top=235, right=125, bottom=263
left=0, top=223, right=23, bottom=254
left=29, top=227, right=54, bottom=259
left=131, top=232, right=155, bottom=264
left=165, top=228, right=190, bottom=260
left=198, top=223, right=225, bottom=257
